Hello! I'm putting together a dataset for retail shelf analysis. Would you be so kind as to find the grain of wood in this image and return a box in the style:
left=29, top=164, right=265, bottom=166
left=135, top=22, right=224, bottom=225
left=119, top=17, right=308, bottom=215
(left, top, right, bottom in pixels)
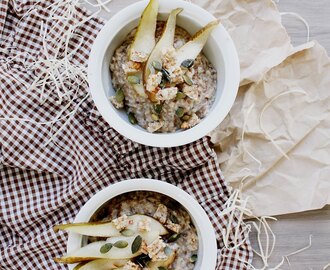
left=85, top=0, right=330, bottom=268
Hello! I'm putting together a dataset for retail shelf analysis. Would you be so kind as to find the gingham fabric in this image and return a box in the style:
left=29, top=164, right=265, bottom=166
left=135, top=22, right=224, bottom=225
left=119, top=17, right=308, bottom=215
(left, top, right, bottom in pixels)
left=0, top=0, right=253, bottom=269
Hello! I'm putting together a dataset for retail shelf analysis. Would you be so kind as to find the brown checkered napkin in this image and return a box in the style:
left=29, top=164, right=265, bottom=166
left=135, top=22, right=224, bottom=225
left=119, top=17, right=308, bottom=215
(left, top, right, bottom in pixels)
left=0, top=0, right=252, bottom=269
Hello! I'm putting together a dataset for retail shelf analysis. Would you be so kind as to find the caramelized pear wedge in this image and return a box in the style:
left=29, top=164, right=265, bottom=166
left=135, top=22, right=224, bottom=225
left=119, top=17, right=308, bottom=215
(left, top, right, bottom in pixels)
left=55, top=232, right=159, bottom=263
left=143, top=8, right=183, bottom=83
left=129, top=0, right=159, bottom=62
left=148, top=249, right=176, bottom=270
left=73, top=259, right=128, bottom=270
left=176, top=20, right=220, bottom=66
left=53, top=214, right=168, bottom=237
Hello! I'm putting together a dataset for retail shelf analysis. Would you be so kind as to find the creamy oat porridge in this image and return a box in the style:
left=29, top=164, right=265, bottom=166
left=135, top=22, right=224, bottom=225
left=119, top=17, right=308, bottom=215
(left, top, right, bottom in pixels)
left=53, top=191, right=199, bottom=270
left=110, top=23, right=217, bottom=133
left=108, top=0, right=218, bottom=133
left=89, top=191, right=199, bottom=269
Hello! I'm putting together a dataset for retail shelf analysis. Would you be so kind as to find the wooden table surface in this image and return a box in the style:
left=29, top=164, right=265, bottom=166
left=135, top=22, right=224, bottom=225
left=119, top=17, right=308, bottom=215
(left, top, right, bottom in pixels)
left=252, top=2, right=330, bottom=269
left=88, top=1, right=330, bottom=268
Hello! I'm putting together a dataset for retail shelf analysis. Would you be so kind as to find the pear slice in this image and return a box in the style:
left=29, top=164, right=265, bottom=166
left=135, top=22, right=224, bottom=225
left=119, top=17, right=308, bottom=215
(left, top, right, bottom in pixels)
left=143, top=8, right=183, bottom=83
left=73, top=259, right=128, bottom=270
left=175, top=20, right=220, bottom=66
left=54, top=214, right=168, bottom=237
left=54, top=232, right=160, bottom=263
left=148, top=249, right=176, bottom=270
left=129, top=0, right=159, bottom=62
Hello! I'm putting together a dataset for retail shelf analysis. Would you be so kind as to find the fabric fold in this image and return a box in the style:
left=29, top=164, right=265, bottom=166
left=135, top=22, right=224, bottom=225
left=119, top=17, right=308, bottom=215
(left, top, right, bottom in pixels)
left=0, top=0, right=253, bottom=269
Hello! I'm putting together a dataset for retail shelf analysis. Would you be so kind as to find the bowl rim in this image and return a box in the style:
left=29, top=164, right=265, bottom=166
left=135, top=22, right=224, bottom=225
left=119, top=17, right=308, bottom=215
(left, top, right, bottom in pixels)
left=66, top=178, right=218, bottom=270
left=88, top=0, right=240, bottom=147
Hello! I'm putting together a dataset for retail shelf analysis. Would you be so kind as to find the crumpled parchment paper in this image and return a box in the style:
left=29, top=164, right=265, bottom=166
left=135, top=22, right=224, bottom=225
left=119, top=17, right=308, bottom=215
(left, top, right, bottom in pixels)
left=192, top=0, right=295, bottom=85
left=211, top=41, right=330, bottom=216
left=192, top=0, right=330, bottom=216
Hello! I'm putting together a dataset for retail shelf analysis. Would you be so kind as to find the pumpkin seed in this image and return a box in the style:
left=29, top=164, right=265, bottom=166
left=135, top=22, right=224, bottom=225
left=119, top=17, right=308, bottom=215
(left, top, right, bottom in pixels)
left=164, top=246, right=172, bottom=256
left=158, top=267, right=167, bottom=270
left=151, top=114, right=159, bottom=121
left=127, top=75, right=140, bottom=84
left=183, top=74, right=194, bottom=86
left=169, top=213, right=179, bottom=224
left=152, top=60, right=162, bottom=71
left=161, top=68, right=171, bottom=82
left=120, top=229, right=134, bottom=237
left=182, top=114, right=191, bottom=121
left=100, top=243, right=113, bottom=254
left=153, top=103, right=163, bottom=114
left=175, top=107, right=185, bottom=118
left=115, top=88, right=125, bottom=103
left=190, top=254, right=198, bottom=263
left=131, top=235, right=143, bottom=254
left=167, top=233, right=181, bottom=243
left=159, top=79, right=166, bottom=89
left=176, top=91, right=186, bottom=100
left=181, top=59, right=194, bottom=69
left=128, top=113, right=138, bottom=125
left=114, top=240, right=128, bottom=248
left=133, top=254, right=151, bottom=267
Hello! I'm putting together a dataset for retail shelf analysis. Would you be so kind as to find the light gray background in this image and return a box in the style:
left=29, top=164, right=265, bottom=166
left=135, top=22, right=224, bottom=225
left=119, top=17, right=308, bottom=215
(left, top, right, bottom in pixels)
left=86, top=1, right=330, bottom=268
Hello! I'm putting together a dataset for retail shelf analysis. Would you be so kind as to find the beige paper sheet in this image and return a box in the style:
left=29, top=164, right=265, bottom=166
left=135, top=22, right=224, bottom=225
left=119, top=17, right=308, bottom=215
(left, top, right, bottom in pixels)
left=211, top=42, right=330, bottom=216
left=194, top=0, right=330, bottom=216
left=192, top=0, right=294, bottom=85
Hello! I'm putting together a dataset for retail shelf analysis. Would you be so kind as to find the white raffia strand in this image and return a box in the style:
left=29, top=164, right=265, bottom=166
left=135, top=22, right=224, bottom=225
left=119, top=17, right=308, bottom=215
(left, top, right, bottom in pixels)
left=280, top=11, right=310, bottom=43
left=83, top=0, right=112, bottom=12
left=0, top=0, right=99, bottom=144
left=219, top=180, right=315, bottom=270
left=324, top=262, right=330, bottom=270
left=241, top=104, right=263, bottom=171
left=258, top=89, right=307, bottom=160
left=219, top=188, right=253, bottom=251
left=284, top=234, right=313, bottom=266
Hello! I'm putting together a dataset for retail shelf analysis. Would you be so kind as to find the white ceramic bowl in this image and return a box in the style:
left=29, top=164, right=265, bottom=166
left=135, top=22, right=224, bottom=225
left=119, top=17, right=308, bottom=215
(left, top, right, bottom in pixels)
left=88, top=0, right=239, bottom=147
left=67, top=179, right=217, bottom=269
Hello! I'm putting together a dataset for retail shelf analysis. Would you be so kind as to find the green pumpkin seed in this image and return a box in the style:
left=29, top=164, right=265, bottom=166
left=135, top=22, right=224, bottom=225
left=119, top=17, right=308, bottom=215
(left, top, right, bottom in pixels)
left=181, top=59, right=194, bottom=69
left=164, top=246, right=172, bottom=256
left=153, top=103, right=163, bottom=114
left=100, top=243, right=113, bottom=254
left=159, top=78, right=167, bottom=89
left=114, top=240, right=128, bottom=248
left=128, top=113, right=138, bottom=125
left=190, top=254, right=198, bottom=263
left=167, top=233, right=181, bottom=243
left=127, top=75, right=140, bottom=84
left=131, top=235, right=143, bottom=254
left=183, top=74, right=194, bottom=86
left=120, top=229, right=134, bottom=237
left=176, top=91, right=186, bottom=100
left=175, top=107, right=185, bottom=118
left=182, top=114, right=191, bottom=121
left=161, top=68, right=171, bottom=82
left=151, top=114, right=159, bottom=121
left=152, top=60, right=163, bottom=71
left=115, top=88, right=125, bottom=103
left=158, top=267, right=167, bottom=270
left=169, top=213, right=179, bottom=224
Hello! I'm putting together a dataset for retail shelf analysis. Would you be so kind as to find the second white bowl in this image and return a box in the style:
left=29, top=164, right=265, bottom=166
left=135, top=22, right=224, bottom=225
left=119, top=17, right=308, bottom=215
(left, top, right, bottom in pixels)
left=66, top=179, right=217, bottom=269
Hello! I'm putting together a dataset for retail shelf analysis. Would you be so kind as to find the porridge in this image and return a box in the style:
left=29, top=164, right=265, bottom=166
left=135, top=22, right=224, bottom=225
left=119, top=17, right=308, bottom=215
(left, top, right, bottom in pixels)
left=108, top=0, right=218, bottom=133
left=110, top=23, right=217, bottom=133
left=53, top=191, right=199, bottom=270
left=89, top=191, right=199, bottom=269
